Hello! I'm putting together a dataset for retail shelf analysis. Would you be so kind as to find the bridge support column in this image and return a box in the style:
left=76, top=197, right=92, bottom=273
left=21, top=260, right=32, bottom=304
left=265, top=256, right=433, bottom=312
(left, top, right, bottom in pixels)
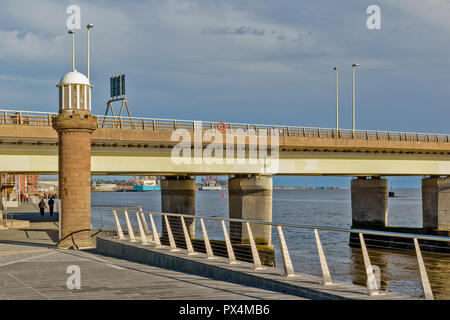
left=161, top=176, right=196, bottom=241
left=228, top=175, right=272, bottom=245
left=351, top=176, right=388, bottom=228
left=52, top=112, right=97, bottom=249
left=422, top=176, right=450, bottom=232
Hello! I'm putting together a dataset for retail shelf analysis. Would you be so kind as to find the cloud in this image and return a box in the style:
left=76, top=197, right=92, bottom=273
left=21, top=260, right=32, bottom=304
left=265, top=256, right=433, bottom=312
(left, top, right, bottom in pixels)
left=0, top=0, right=448, bottom=133
left=203, top=26, right=266, bottom=36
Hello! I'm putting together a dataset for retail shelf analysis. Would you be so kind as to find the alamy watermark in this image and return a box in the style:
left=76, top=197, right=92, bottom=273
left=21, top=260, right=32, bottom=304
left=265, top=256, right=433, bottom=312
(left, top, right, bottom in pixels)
left=66, top=265, right=81, bottom=290
left=66, top=5, right=81, bottom=30
left=170, top=122, right=280, bottom=174
left=367, top=5, right=381, bottom=30
left=367, top=264, right=381, bottom=291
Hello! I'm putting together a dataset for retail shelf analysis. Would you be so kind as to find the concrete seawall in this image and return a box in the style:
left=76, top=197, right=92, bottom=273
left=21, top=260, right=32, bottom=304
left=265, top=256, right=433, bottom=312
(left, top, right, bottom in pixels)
left=96, top=237, right=413, bottom=300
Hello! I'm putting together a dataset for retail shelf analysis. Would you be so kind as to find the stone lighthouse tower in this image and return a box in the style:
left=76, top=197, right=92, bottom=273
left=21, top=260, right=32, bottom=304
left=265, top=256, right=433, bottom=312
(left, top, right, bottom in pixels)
left=52, top=70, right=97, bottom=248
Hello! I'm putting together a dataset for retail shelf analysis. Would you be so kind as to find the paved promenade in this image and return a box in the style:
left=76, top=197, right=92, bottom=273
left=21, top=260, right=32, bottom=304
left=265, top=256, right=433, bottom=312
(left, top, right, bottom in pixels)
left=0, top=213, right=302, bottom=300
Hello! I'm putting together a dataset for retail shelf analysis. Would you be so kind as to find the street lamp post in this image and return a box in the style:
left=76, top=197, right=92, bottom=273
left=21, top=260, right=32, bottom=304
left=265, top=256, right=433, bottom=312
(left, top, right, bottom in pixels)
left=333, top=66, right=339, bottom=131
left=68, top=30, right=75, bottom=72
left=86, top=24, right=94, bottom=80
left=352, top=63, right=359, bottom=133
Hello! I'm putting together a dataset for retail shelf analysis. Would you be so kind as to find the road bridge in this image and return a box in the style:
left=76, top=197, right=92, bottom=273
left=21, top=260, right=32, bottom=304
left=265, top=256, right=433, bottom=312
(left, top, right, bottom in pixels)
left=0, top=109, right=449, bottom=176
left=1, top=108, right=449, bottom=248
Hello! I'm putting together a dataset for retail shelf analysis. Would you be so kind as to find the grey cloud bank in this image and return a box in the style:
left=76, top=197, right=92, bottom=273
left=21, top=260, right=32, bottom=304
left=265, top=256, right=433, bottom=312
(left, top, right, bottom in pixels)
left=0, top=0, right=448, bottom=136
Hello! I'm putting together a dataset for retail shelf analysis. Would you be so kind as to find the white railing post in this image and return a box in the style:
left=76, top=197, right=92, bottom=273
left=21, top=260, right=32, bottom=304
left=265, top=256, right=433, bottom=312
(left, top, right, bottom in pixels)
left=136, top=211, right=149, bottom=245
left=139, top=208, right=150, bottom=235
left=112, top=209, right=125, bottom=240
left=164, top=214, right=179, bottom=251
left=246, top=222, right=263, bottom=270
left=413, top=238, right=434, bottom=300
left=200, top=218, right=215, bottom=259
left=276, top=226, right=295, bottom=277
left=314, top=229, right=333, bottom=285
left=124, top=210, right=136, bottom=242
left=359, top=233, right=379, bottom=296
left=149, top=213, right=162, bottom=248
left=221, top=220, right=237, bottom=264
left=181, top=216, right=197, bottom=255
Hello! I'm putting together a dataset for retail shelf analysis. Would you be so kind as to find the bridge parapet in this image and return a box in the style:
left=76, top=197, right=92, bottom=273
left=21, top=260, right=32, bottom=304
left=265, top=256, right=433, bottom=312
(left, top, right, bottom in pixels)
left=1, top=109, right=448, bottom=144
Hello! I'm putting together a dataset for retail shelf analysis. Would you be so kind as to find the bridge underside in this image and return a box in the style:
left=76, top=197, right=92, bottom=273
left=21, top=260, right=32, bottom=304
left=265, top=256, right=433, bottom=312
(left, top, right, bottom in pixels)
left=0, top=150, right=448, bottom=176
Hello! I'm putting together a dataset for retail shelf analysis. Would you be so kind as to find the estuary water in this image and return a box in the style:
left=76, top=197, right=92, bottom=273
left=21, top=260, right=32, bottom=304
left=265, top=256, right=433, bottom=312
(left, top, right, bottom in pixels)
left=92, top=188, right=449, bottom=299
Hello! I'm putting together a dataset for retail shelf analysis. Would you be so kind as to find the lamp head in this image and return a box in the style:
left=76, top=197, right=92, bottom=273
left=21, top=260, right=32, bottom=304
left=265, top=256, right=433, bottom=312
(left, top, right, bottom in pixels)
left=87, top=24, right=94, bottom=29
left=333, top=66, right=338, bottom=70
left=352, top=63, right=360, bottom=68
left=68, top=30, right=75, bottom=34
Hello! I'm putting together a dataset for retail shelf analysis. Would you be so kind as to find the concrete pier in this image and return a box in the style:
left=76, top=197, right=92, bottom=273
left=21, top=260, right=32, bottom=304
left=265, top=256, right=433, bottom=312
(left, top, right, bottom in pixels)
left=161, top=176, right=196, bottom=240
left=228, top=175, right=272, bottom=245
left=351, top=176, right=388, bottom=228
left=422, top=176, right=450, bottom=232
left=52, top=112, right=97, bottom=248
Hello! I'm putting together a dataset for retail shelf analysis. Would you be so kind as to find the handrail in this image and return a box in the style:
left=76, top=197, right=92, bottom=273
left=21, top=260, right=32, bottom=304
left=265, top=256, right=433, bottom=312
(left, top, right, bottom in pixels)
left=0, top=109, right=449, bottom=143
left=113, top=208, right=450, bottom=243
left=111, top=208, right=449, bottom=299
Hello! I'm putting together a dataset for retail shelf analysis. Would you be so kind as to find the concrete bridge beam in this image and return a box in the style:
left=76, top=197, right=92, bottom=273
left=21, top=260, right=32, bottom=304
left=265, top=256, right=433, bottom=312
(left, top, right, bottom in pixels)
left=351, top=176, right=388, bottom=228
left=161, top=176, right=196, bottom=240
left=228, top=175, right=273, bottom=245
left=422, top=176, right=450, bottom=232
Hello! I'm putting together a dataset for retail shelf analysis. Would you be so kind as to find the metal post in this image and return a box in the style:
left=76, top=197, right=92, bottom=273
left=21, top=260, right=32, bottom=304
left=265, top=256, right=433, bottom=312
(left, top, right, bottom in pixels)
left=200, top=218, right=215, bottom=259
left=221, top=220, right=237, bottom=264
left=276, top=226, right=295, bottom=277
left=334, top=66, right=339, bottom=131
left=352, top=63, right=359, bottom=134
left=69, top=30, right=75, bottom=72
left=149, top=213, right=162, bottom=248
left=139, top=208, right=150, bottom=234
left=124, top=210, right=136, bottom=242
left=86, top=24, right=94, bottom=80
left=413, top=238, right=434, bottom=300
left=314, top=229, right=333, bottom=285
left=359, top=233, right=379, bottom=295
left=246, top=222, right=263, bottom=270
left=181, top=216, right=197, bottom=255
left=113, top=210, right=125, bottom=240
left=164, top=215, right=179, bottom=251
left=135, top=212, right=148, bottom=245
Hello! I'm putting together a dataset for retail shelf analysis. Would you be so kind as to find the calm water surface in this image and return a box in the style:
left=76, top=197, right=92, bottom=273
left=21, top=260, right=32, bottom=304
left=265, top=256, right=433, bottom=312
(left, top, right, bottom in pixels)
left=92, top=189, right=449, bottom=299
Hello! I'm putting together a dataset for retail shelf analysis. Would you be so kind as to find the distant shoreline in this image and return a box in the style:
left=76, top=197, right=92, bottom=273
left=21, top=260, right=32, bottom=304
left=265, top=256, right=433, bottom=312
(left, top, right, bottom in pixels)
left=274, top=186, right=341, bottom=190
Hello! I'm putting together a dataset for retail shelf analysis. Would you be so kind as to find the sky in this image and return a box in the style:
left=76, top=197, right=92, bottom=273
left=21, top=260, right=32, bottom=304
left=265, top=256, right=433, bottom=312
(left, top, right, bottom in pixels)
left=2, top=0, right=449, bottom=188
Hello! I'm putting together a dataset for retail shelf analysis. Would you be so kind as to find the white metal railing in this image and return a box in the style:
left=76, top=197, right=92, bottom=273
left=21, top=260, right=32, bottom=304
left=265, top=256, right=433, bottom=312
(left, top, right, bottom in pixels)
left=110, top=208, right=450, bottom=300
left=0, top=109, right=449, bottom=143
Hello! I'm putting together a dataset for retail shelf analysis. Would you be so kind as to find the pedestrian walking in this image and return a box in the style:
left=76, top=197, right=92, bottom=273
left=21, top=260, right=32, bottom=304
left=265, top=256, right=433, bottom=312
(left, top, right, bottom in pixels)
left=38, top=198, right=47, bottom=216
left=48, top=197, right=55, bottom=216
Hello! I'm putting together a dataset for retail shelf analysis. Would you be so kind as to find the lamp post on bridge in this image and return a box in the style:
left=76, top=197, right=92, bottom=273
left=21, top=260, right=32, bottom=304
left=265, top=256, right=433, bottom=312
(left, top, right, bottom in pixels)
left=333, top=66, right=339, bottom=131
left=352, top=63, right=359, bottom=134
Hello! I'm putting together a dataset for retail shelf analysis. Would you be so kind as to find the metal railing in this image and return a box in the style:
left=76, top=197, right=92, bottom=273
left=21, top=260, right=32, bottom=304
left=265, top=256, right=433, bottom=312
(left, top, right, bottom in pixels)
left=110, top=208, right=450, bottom=300
left=0, top=109, right=449, bottom=143
left=92, top=205, right=142, bottom=231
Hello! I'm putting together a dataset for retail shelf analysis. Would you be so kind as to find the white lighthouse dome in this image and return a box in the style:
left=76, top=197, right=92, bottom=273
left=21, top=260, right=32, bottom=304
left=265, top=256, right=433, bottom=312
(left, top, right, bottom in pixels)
left=57, top=70, right=93, bottom=114
left=58, top=70, right=91, bottom=87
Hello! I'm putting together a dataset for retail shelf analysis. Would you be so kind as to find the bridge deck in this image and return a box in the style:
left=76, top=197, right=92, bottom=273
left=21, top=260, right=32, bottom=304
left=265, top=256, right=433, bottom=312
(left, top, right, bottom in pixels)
left=1, top=109, right=449, bottom=175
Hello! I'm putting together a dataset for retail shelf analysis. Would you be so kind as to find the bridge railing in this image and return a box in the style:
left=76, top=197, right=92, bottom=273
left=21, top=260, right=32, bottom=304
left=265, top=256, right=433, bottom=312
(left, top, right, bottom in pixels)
left=1, top=109, right=449, bottom=143
left=109, top=208, right=450, bottom=300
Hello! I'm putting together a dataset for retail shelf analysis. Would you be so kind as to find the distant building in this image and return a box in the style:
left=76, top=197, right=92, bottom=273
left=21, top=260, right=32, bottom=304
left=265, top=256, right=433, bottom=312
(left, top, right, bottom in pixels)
left=95, top=184, right=117, bottom=192
left=133, top=176, right=160, bottom=191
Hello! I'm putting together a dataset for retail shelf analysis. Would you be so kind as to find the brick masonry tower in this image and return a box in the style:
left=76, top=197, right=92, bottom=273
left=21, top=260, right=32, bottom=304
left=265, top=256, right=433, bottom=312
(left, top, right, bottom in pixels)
left=52, top=71, right=97, bottom=248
